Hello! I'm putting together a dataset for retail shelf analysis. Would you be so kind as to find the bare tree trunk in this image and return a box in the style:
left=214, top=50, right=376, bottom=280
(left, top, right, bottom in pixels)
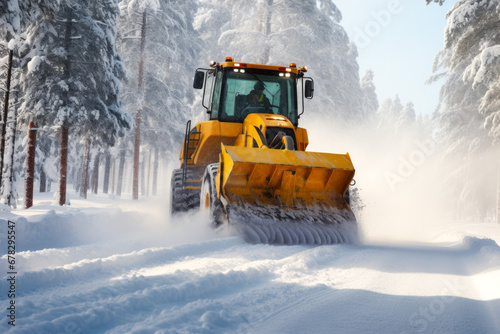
left=133, top=10, right=147, bottom=200
left=24, top=121, right=37, bottom=209
left=75, top=165, right=81, bottom=193
left=92, top=152, right=99, bottom=194
left=39, top=169, right=46, bottom=192
left=111, top=158, right=116, bottom=195
left=0, top=49, right=14, bottom=186
left=5, top=88, right=19, bottom=208
left=80, top=138, right=90, bottom=199
left=152, top=147, right=159, bottom=196
left=259, top=0, right=273, bottom=65
left=146, top=149, right=152, bottom=196
left=497, top=166, right=500, bottom=224
left=133, top=113, right=141, bottom=199
left=140, top=151, right=146, bottom=196
left=103, top=151, right=111, bottom=194
left=116, top=149, right=126, bottom=197
left=58, top=125, right=69, bottom=205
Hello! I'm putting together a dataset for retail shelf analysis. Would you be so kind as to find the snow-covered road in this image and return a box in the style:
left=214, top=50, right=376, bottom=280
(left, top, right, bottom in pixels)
left=1, top=195, right=500, bottom=333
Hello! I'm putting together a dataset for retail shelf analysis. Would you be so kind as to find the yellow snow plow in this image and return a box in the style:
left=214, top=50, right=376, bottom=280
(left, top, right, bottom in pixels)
left=170, top=58, right=357, bottom=244
left=219, top=144, right=354, bottom=210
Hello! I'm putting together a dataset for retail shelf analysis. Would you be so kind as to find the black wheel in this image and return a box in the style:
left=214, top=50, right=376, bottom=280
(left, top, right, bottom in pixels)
left=344, top=189, right=350, bottom=206
left=200, top=164, right=226, bottom=226
left=170, top=168, right=200, bottom=214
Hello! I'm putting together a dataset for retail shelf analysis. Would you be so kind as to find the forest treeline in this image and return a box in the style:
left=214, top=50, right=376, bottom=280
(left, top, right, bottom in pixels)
left=0, top=0, right=498, bottom=220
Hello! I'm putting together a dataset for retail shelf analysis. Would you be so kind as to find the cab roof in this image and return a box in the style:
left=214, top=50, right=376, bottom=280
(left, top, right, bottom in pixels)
left=212, top=57, right=307, bottom=76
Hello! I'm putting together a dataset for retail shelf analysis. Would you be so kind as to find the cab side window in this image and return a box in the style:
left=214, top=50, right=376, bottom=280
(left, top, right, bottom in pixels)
left=210, top=71, right=223, bottom=120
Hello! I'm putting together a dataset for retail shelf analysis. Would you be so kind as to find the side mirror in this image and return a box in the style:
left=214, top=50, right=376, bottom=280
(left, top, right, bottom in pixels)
left=193, top=70, right=205, bottom=89
left=305, top=79, right=314, bottom=99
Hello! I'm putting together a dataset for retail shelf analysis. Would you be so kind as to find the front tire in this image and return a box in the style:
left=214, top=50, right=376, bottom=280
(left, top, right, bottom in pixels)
left=200, top=164, right=225, bottom=226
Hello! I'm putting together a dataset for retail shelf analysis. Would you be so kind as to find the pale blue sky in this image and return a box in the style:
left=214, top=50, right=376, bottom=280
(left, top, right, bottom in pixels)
left=334, top=0, right=457, bottom=115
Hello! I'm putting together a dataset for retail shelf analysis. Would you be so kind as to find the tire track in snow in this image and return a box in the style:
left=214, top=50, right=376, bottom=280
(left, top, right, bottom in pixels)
left=2, top=229, right=499, bottom=333
left=2, top=256, right=274, bottom=333
left=1, top=238, right=324, bottom=333
left=0, top=238, right=246, bottom=297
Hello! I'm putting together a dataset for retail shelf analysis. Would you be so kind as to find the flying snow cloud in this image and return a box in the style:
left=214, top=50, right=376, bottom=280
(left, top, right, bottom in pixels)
left=301, top=114, right=491, bottom=244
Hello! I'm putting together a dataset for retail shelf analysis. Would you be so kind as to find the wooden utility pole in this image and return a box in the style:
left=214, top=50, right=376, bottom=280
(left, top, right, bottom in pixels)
left=133, top=10, right=147, bottom=200
left=0, top=49, right=14, bottom=185
left=24, top=122, right=37, bottom=209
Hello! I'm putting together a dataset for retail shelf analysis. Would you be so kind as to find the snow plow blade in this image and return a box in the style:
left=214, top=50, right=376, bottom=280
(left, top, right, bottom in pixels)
left=219, top=144, right=357, bottom=244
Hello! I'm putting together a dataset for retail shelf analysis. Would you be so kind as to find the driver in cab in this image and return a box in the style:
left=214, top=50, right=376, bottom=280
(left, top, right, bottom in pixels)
left=246, top=81, right=271, bottom=112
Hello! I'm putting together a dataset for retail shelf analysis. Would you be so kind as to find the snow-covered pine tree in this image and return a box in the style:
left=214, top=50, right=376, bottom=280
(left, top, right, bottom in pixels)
left=376, top=96, right=404, bottom=134
left=0, top=0, right=72, bottom=40
left=397, top=101, right=417, bottom=132
left=0, top=40, right=22, bottom=206
left=20, top=0, right=130, bottom=148
left=195, top=0, right=365, bottom=124
left=360, top=70, right=379, bottom=118
left=0, top=0, right=67, bottom=206
left=430, top=0, right=500, bottom=145
left=0, top=0, right=22, bottom=39
left=429, top=0, right=500, bottom=219
left=454, top=2, right=500, bottom=140
left=426, top=0, right=446, bottom=5
left=118, top=0, right=202, bottom=197
left=18, top=0, right=131, bottom=204
left=119, top=0, right=201, bottom=149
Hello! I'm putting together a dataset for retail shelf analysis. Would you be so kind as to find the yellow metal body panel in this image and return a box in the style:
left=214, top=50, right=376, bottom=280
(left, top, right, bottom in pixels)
left=179, top=121, right=242, bottom=167
left=294, top=127, right=309, bottom=151
left=180, top=118, right=310, bottom=167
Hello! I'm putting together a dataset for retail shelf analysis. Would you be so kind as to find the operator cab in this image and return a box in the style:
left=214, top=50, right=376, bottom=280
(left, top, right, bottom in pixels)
left=194, top=59, right=314, bottom=127
left=211, top=67, right=298, bottom=125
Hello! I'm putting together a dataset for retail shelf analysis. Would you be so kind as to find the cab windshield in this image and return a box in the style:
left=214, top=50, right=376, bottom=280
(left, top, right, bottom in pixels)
left=211, top=68, right=298, bottom=126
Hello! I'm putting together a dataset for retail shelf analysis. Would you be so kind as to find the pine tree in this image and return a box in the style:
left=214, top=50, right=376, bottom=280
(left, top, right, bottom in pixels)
left=430, top=0, right=500, bottom=144
left=0, top=0, right=72, bottom=39
left=119, top=0, right=201, bottom=150
left=429, top=0, right=500, bottom=219
left=426, top=0, right=446, bottom=5
left=360, top=70, right=379, bottom=117
left=0, top=41, right=21, bottom=206
left=118, top=0, right=202, bottom=197
left=377, top=96, right=401, bottom=128
left=19, top=1, right=130, bottom=146
left=17, top=0, right=131, bottom=204
left=396, top=101, right=416, bottom=134
left=195, top=0, right=365, bottom=123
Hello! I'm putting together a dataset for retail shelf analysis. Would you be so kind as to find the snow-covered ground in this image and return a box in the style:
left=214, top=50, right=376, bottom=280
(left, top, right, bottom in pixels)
left=1, top=191, right=500, bottom=333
